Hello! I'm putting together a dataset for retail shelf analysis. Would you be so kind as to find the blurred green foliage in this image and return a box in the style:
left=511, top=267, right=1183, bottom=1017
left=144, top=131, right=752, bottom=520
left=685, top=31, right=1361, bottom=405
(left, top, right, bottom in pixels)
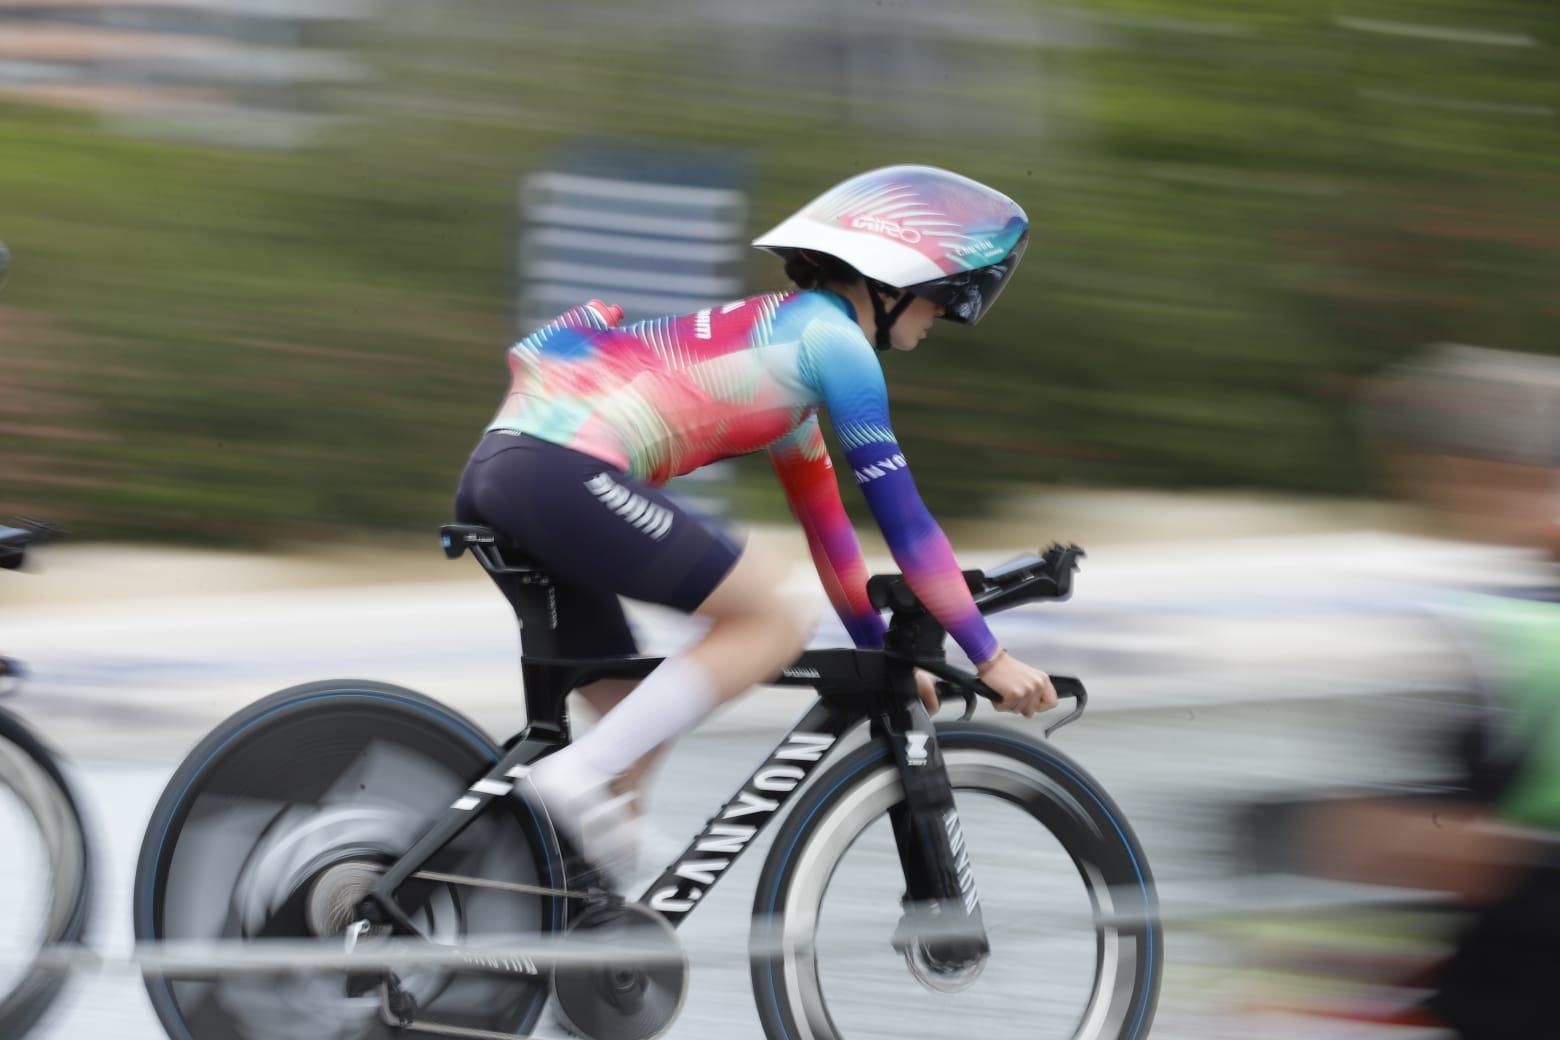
left=0, top=0, right=1556, bottom=543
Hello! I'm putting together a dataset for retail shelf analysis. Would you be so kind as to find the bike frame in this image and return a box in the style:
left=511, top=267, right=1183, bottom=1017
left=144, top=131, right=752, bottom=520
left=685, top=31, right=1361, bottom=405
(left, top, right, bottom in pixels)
left=361, top=542, right=977, bottom=939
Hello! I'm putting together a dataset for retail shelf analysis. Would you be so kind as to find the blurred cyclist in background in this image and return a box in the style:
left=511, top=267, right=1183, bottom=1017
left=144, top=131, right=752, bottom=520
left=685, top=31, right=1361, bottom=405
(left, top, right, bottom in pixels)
left=0, top=657, right=22, bottom=697
left=454, top=166, right=1055, bottom=883
left=2, top=526, right=39, bottom=695
left=1293, top=344, right=1560, bottom=1038
left=0, top=243, right=23, bottom=697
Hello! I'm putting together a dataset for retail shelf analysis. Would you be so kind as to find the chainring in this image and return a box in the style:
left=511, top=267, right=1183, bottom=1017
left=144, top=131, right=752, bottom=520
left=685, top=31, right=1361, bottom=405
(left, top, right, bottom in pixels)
left=550, top=902, right=687, bottom=1040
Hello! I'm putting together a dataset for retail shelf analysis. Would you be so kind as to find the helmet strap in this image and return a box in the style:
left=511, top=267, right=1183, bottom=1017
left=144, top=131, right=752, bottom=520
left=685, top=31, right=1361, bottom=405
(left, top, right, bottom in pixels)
left=867, top=280, right=915, bottom=352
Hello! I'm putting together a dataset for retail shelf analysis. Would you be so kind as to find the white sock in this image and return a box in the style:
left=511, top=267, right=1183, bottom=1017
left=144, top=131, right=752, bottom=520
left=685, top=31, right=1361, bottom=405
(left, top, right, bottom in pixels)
left=569, top=654, right=720, bottom=777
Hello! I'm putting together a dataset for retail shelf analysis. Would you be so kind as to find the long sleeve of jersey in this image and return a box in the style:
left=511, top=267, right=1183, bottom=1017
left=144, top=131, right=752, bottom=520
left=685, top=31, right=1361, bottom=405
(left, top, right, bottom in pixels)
left=799, top=320, right=1001, bottom=665
left=767, top=415, right=886, bottom=648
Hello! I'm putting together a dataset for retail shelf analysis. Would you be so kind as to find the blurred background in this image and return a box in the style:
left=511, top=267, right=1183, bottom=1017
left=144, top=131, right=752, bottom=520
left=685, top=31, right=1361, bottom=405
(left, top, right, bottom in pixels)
left=2, top=0, right=1555, bottom=537
left=2, top=0, right=1559, bottom=1038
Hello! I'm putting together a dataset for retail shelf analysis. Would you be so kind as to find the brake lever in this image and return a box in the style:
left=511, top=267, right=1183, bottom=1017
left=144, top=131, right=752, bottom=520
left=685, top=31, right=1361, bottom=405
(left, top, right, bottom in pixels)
left=2, top=519, right=62, bottom=572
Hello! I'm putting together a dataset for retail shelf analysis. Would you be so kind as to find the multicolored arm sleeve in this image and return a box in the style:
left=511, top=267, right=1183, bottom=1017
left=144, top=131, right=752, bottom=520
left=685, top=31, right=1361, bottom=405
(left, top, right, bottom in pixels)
left=768, top=415, right=886, bottom=648
left=802, top=322, right=1001, bottom=664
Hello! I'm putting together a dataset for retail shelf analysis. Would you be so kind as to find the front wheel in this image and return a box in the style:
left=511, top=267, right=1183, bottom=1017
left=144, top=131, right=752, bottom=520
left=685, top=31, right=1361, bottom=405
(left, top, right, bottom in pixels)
left=751, top=722, right=1160, bottom=1040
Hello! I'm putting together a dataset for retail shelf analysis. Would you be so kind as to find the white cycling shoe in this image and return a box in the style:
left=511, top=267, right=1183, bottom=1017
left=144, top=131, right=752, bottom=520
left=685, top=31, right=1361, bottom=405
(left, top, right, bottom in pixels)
left=520, top=751, right=641, bottom=888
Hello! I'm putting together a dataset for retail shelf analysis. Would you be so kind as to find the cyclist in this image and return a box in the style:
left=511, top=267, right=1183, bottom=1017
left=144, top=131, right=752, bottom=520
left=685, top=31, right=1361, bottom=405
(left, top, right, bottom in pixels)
left=455, top=165, right=1057, bottom=880
left=0, top=249, right=24, bottom=698
left=1290, top=345, right=1560, bottom=1037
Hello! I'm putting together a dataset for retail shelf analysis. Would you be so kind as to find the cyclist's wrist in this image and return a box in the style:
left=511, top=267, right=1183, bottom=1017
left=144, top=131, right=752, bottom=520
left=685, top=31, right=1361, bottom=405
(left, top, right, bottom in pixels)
left=976, top=648, right=1007, bottom=676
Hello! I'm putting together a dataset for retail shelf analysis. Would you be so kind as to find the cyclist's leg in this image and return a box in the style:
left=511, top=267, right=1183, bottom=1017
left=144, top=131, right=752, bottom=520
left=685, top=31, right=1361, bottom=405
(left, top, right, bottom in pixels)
left=459, top=431, right=813, bottom=714
left=457, top=446, right=655, bottom=781
left=571, top=545, right=809, bottom=789
left=457, top=433, right=813, bottom=872
left=546, top=582, right=669, bottom=796
left=531, top=538, right=809, bottom=878
left=560, top=537, right=811, bottom=777
left=687, top=541, right=814, bottom=694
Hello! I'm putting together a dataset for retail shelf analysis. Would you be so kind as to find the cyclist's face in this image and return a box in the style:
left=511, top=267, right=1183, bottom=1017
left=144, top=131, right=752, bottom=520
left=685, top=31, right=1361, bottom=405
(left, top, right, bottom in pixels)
left=886, top=294, right=945, bottom=352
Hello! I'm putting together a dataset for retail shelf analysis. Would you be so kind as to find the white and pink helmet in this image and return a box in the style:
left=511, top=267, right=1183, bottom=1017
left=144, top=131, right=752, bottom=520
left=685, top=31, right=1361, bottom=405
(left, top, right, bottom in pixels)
left=753, top=164, right=1029, bottom=328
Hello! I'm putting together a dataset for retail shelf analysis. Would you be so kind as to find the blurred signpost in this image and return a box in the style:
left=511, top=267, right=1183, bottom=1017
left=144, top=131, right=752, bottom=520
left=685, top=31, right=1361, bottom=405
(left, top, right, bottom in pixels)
left=518, top=147, right=750, bottom=513
left=518, top=152, right=747, bottom=328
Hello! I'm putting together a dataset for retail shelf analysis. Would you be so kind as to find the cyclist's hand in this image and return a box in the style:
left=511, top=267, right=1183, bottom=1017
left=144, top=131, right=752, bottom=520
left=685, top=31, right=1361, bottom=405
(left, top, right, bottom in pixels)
left=976, top=651, right=1057, bottom=718
left=915, top=669, right=940, bottom=714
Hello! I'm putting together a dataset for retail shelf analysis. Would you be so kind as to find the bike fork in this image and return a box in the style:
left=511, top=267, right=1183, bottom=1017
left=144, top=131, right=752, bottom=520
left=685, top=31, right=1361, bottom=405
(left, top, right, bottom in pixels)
left=875, top=703, right=990, bottom=966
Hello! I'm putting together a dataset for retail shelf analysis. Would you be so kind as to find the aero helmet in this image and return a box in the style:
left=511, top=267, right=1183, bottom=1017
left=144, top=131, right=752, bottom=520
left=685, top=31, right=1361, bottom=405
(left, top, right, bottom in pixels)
left=754, top=165, right=1028, bottom=348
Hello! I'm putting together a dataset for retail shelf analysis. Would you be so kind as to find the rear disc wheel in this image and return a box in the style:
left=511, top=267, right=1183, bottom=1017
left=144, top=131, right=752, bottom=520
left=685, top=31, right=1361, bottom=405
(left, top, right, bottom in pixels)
left=135, top=681, right=563, bottom=1040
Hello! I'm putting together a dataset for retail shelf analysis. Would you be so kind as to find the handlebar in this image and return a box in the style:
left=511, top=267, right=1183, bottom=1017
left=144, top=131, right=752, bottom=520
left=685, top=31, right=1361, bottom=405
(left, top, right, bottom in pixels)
left=1, top=519, right=62, bottom=571
left=869, top=543, right=1090, bottom=735
left=866, top=543, right=1085, bottom=616
left=926, top=664, right=1088, bottom=737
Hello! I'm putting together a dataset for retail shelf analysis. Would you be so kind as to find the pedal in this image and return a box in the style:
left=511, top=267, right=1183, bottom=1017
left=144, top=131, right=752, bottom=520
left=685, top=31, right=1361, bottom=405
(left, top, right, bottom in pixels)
left=382, top=973, right=419, bottom=1027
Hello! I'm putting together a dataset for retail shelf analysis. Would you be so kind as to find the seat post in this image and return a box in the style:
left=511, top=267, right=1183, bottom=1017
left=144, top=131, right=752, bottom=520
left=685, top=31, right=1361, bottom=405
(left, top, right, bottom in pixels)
left=440, top=523, right=562, bottom=658
left=439, top=523, right=572, bottom=732
left=503, top=574, right=561, bottom=660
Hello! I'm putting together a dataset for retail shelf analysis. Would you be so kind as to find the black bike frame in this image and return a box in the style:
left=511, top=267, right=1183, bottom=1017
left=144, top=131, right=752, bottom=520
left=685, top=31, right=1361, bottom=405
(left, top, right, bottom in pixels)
left=363, top=647, right=957, bottom=932
left=361, top=540, right=976, bottom=937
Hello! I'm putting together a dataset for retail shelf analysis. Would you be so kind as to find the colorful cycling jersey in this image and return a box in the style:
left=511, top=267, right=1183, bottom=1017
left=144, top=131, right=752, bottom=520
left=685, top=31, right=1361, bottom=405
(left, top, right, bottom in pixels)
left=487, top=289, right=999, bottom=663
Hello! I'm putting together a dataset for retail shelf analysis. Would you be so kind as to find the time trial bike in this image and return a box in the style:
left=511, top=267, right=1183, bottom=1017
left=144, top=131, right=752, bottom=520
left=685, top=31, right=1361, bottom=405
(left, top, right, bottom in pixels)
left=135, top=526, right=1161, bottom=1040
